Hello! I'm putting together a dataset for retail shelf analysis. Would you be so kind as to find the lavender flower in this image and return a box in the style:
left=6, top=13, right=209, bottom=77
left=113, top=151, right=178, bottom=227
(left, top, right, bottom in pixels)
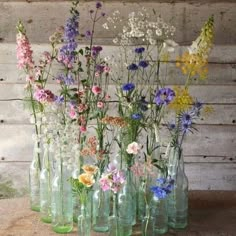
left=135, top=47, right=145, bottom=54
left=56, top=74, right=75, bottom=85
left=139, top=60, right=149, bottom=68
left=55, top=95, right=64, bottom=104
left=127, top=63, right=138, bottom=71
left=122, top=83, right=135, bottom=91
left=155, top=87, right=175, bottom=106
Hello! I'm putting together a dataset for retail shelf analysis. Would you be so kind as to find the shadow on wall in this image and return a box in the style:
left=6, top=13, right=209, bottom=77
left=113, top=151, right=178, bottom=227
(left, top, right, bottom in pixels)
left=0, top=175, right=28, bottom=199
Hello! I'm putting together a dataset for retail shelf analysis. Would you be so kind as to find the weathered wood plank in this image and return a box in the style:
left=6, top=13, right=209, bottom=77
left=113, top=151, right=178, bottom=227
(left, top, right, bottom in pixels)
left=0, top=162, right=235, bottom=191
left=0, top=1, right=236, bottom=44
left=1, top=44, right=236, bottom=65
left=0, top=83, right=235, bottom=104
left=1, top=61, right=235, bottom=85
left=0, top=124, right=235, bottom=162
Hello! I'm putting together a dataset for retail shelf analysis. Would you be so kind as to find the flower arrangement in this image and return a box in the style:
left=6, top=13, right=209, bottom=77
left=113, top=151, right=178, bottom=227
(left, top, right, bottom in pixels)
left=16, top=1, right=214, bottom=235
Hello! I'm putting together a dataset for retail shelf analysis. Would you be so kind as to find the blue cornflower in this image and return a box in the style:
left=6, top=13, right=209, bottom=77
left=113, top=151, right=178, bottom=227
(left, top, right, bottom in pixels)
left=168, top=123, right=176, bottom=130
left=155, top=88, right=175, bottom=106
left=135, top=47, right=145, bottom=54
left=122, top=83, right=135, bottom=91
left=131, top=113, right=142, bottom=120
left=156, top=177, right=166, bottom=185
left=139, top=60, right=149, bottom=68
left=150, top=186, right=167, bottom=199
left=127, top=63, right=138, bottom=71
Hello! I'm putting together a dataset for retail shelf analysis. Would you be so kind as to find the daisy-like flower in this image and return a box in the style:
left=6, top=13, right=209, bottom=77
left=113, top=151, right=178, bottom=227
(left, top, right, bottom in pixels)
left=155, top=88, right=175, bottom=106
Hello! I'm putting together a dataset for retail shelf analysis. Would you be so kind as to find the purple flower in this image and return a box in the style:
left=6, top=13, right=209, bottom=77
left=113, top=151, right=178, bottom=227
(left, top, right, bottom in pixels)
left=168, top=123, right=176, bottom=130
left=139, top=60, right=149, bottom=68
left=85, top=30, right=92, bottom=38
left=55, top=95, right=64, bottom=104
left=56, top=74, right=75, bottom=85
left=101, top=12, right=106, bottom=17
left=96, top=64, right=105, bottom=73
left=155, top=88, right=175, bottom=106
left=96, top=2, right=102, bottom=9
left=107, top=163, right=117, bottom=173
left=122, top=83, right=135, bottom=91
left=127, top=63, right=138, bottom=71
left=131, top=113, right=142, bottom=120
left=92, top=46, right=103, bottom=57
left=135, top=47, right=145, bottom=54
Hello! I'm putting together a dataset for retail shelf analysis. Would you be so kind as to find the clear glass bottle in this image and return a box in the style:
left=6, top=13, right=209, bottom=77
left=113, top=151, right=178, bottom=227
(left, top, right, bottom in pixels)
left=78, top=201, right=91, bottom=236
left=51, top=159, right=73, bottom=233
left=118, top=170, right=136, bottom=236
left=40, top=143, right=52, bottom=223
left=167, top=146, right=188, bottom=229
left=29, top=140, right=41, bottom=212
left=109, top=193, right=119, bottom=236
left=92, top=182, right=110, bottom=232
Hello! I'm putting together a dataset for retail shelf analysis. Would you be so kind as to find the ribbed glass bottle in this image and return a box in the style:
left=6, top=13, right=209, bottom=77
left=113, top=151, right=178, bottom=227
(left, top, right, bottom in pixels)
left=29, top=140, right=41, bottom=212
left=109, top=193, right=119, bottom=236
left=51, top=159, right=73, bottom=233
left=167, top=146, right=188, bottom=229
left=40, top=143, right=52, bottom=223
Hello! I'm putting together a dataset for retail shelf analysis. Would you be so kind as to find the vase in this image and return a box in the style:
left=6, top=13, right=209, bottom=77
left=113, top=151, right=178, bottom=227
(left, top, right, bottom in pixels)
left=118, top=170, right=136, bottom=236
left=40, top=143, right=52, bottom=223
left=51, top=158, right=73, bottom=233
left=167, top=146, right=188, bottom=229
left=29, top=140, right=41, bottom=212
left=92, top=182, right=110, bottom=232
left=77, top=201, right=91, bottom=236
left=109, top=193, right=119, bottom=236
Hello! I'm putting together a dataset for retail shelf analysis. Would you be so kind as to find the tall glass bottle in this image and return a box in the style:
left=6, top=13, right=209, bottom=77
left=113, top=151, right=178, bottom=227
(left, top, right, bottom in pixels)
left=51, top=158, right=73, bottom=233
left=78, top=201, right=91, bottom=236
left=40, top=143, right=52, bottom=223
left=167, top=146, right=188, bottom=229
left=92, top=181, right=110, bottom=232
left=29, top=140, right=41, bottom=212
left=118, top=170, right=136, bottom=236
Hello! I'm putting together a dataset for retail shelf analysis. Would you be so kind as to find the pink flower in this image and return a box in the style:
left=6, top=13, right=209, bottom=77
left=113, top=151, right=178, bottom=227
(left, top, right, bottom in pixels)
left=99, top=177, right=111, bottom=191
left=26, top=75, right=34, bottom=83
left=95, top=72, right=100, bottom=77
left=80, top=126, right=87, bottom=133
left=130, top=162, right=145, bottom=177
left=126, top=142, right=141, bottom=155
left=97, top=101, right=104, bottom=109
left=92, top=85, right=102, bottom=95
left=105, top=94, right=111, bottom=100
left=16, top=32, right=34, bottom=70
left=104, top=66, right=111, bottom=73
left=69, top=107, right=77, bottom=119
left=78, top=104, right=88, bottom=113
left=34, top=89, right=55, bottom=103
left=41, top=51, right=52, bottom=64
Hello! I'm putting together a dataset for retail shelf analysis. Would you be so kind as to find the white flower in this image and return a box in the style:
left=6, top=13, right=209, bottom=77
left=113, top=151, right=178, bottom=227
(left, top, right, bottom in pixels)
left=126, top=142, right=141, bottom=155
left=162, top=39, right=178, bottom=53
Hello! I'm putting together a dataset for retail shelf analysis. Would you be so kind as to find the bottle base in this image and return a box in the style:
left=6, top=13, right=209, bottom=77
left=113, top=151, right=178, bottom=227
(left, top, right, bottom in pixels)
left=41, top=216, right=52, bottom=223
left=93, top=225, right=109, bottom=232
left=168, top=221, right=188, bottom=229
left=31, top=205, right=40, bottom=212
left=52, top=225, right=73, bottom=234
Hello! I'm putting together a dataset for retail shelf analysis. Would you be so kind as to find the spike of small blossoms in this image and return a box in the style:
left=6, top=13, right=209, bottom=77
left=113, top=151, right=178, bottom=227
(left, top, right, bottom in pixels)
left=16, top=21, right=34, bottom=70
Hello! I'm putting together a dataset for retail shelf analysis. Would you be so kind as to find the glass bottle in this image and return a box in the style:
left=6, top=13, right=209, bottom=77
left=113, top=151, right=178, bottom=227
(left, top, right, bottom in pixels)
left=92, top=182, right=110, bottom=232
left=51, top=158, right=73, bottom=233
left=29, top=140, right=41, bottom=212
left=78, top=201, right=91, bottom=236
left=118, top=170, right=136, bottom=236
left=40, top=143, right=52, bottom=223
left=109, top=193, right=119, bottom=236
left=167, top=146, right=188, bottom=229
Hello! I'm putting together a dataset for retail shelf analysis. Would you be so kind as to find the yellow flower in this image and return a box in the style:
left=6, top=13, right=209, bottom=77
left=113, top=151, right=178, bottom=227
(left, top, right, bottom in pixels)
left=78, top=173, right=95, bottom=187
left=82, top=165, right=98, bottom=175
left=169, top=86, right=193, bottom=113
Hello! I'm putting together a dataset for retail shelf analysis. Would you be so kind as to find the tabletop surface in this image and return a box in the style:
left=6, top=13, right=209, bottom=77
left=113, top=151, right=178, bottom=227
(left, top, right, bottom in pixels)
left=0, top=191, right=236, bottom=236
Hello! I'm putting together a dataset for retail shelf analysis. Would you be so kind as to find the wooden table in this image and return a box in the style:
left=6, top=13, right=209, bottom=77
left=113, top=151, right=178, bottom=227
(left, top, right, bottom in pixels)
left=0, top=191, right=236, bottom=236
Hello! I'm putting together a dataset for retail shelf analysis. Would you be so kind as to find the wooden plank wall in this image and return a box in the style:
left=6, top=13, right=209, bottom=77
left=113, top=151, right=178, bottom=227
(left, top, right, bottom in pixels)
left=0, top=0, right=236, bottom=197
